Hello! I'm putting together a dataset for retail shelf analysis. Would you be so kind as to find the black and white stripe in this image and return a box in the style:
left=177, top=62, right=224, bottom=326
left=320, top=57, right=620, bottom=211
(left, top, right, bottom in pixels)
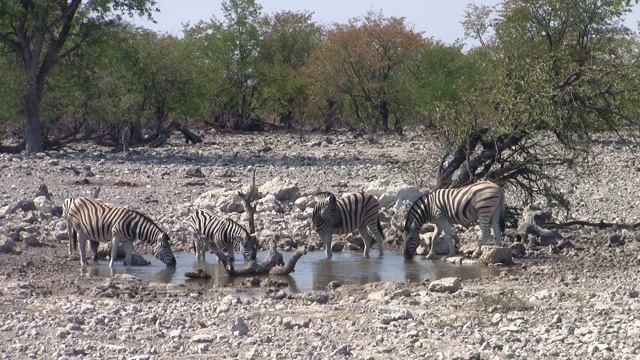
left=67, top=197, right=177, bottom=267
left=64, top=197, right=100, bottom=261
left=403, top=180, right=505, bottom=259
left=311, top=191, right=385, bottom=259
left=187, top=209, right=257, bottom=264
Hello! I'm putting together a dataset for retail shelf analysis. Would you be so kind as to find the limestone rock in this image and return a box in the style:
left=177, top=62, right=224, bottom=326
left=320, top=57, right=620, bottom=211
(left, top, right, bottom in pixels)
left=259, top=177, right=300, bottom=202
left=194, top=189, right=244, bottom=214
left=428, top=277, right=462, bottom=293
left=364, top=179, right=422, bottom=208
left=33, top=196, right=57, bottom=215
left=479, top=245, right=513, bottom=265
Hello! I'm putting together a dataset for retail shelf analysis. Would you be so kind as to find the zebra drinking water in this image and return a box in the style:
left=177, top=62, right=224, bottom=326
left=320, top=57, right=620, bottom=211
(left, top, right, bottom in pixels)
left=187, top=209, right=257, bottom=264
left=403, top=180, right=505, bottom=260
left=67, top=197, right=177, bottom=267
left=311, top=191, right=385, bottom=259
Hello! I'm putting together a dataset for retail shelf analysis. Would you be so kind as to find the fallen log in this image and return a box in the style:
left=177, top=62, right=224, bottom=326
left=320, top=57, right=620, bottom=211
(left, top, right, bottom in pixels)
left=543, top=219, right=640, bottom=230
left=516, top=204, right=563, bottom=246
left=222, top=237, right=306, bottom=277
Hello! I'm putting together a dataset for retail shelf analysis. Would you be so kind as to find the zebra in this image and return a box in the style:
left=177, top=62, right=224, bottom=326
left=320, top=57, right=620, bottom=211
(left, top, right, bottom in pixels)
left=67, top=197, right=177, bottom=267
left=64, top=197, right=101, bottom=261
left=403, top=180, right=505, bottom=260
left=311, top=191, right=385, bottom=259
left=186, top=209, right=257, bottom=264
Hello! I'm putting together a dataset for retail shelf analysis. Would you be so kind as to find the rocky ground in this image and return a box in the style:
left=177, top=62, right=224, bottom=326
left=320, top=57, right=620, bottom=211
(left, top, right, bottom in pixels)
left=1, top=130, right=640, bottom=359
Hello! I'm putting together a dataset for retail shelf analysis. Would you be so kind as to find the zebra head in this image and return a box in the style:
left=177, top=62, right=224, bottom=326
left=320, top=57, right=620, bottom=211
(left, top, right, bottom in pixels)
left=403, top=225, right=420, bottom=260
left=154, top=232, right=177, bottom=267
left=312, top=191, right=338, bottom=231
left=236, top=233, right=257, bottom=261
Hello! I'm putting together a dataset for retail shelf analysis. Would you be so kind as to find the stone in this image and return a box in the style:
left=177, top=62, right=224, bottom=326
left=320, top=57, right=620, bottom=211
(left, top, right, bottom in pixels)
left=231, top=317, right=248, bottom=336
left=258, top=177, right=300, bottom=202
left=479, top=246, right=513, bottom=265
left=364, top=179, right=422, bottom=208
left=301, top=292, right=330, bottom=304
left=0, top=236, right=14, bottom=253
left=509, top=242, right=526, bottom=258
left=378, top=308, right=414, bottom=324
left=186, top=166, right=205, bottom=178
left=123, top=254, right=151, bottom=266
left=194, top=189, right=244, bottom=214
left=294, top=197, right=309, bottom=210
left=428, top=277, right=462, bottom=293
left=21, top=233, right=40, bottom=247
left=32, top=196, right=57, bottom=215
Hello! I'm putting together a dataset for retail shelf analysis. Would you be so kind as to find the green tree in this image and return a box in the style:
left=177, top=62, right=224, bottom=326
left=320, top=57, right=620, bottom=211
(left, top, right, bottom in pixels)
left=219, top=0, right=264, bottom=129
left=257, top=10, right=323, bottom=128
left=434, top=0, right=640, bottom=214
left=306, top=10, right=424, bottom=133
left=0, top=0, right=157, bottom=153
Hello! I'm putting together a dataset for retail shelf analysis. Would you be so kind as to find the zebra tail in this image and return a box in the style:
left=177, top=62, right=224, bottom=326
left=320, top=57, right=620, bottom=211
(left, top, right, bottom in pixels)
left=377, top=218, right=385, bottom=240
left=499, top=194, right=506, bottom=233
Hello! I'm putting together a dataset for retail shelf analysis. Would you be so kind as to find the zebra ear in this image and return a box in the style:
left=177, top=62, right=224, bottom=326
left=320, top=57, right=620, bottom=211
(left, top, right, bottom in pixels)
left=328, top=194, right=337, bottom=207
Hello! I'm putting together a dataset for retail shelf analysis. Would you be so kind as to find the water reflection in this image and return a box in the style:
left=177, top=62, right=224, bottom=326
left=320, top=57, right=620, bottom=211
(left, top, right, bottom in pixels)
left=87, top=251, right=516, bottom=293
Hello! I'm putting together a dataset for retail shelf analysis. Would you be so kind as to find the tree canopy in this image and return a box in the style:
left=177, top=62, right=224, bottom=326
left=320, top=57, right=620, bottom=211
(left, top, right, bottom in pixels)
left=1, top=0, right=640, bottom=215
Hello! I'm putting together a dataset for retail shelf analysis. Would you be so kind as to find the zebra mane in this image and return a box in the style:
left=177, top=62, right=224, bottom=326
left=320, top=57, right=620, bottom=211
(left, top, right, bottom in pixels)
left=223, top=216, right=250, bottom=237
left=315, top=191, right=335, bottom=201
left=125, top=207, right=167, bottom=235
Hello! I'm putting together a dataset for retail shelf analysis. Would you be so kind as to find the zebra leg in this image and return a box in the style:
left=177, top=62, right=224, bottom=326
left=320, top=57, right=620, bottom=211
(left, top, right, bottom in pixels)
left=323, top=233, right=333, bottom=259
left=358, top=225, right=373, bottom=258
left=77, top=232, right=89, bottom=266
left=425, top=226, right=442, bottom=259
left=194, top=234, right=205, bottom=261
left=109, top=237, right=121, bottom=268
left=89, top=240, right=100, bottom=262
left=491, top=213, right=503, bottom=247
left=473, top=218, right=492, bottom=258
left=68, top=222, right=75, bottom=256
left=227, top=247, right=236, bottom=263
left=368, top=222, right=385, bottom=257
left=123, top=241, right=133, bottom=266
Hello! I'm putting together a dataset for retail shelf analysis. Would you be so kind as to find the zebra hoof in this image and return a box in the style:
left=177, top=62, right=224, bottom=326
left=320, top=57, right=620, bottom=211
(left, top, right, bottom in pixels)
left=424, top=253, right=438, bottom=260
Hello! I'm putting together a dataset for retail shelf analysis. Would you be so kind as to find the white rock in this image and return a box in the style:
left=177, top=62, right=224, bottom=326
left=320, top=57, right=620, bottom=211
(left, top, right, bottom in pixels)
left=294, top=197, right=308, bottom=210
left=428, top=277, right=462, bottom=293
left=364, top=179, right=421, bottom=208
left=194, top=189, right=244, bottom=214
left=231, top=317, right=249, bottom=336
left=479, top=246, right=513, bottom=265
left=259, top=177, right=300, bottom=202
left=33, top=196, right=56, bottom=215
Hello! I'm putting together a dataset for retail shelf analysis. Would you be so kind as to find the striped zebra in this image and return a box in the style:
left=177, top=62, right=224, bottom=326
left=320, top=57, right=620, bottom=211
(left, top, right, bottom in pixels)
left=67, top=197, right=177, bottom=267
left=64, top=197, right=100, bottom=261
left=403, top=180, right=505, bottom=260
left=186, top=209, right=257, bottom=264
left=311, top=191, right=385, bottom=259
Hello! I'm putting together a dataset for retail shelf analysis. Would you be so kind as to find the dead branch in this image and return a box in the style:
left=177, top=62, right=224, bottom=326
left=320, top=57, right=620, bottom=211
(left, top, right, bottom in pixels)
left=237, top=167, right=258, bottom=235
left=222, top=236, right=307, bottom=277
left=543, top=219, right=640, bottom=230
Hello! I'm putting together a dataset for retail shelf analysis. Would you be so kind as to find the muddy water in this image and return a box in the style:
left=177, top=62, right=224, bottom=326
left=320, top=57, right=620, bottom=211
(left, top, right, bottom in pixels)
left=85, top=250, right=516, bottom=293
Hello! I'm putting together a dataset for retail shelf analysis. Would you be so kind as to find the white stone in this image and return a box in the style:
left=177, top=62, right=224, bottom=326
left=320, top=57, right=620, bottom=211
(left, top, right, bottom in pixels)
left=33, top=196, right=56, bottom=214
left=258, top=177, right=300, bottom=202
left=364, top=179, right=422, bottom=208
left=194, top=189, right=244, bottom=214
left=428, top=277, right=462, bottom=293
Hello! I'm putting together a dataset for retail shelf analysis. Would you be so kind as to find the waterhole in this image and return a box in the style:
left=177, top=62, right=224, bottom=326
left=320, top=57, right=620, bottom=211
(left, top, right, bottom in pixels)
left=84, top=250, right=516, bottom=293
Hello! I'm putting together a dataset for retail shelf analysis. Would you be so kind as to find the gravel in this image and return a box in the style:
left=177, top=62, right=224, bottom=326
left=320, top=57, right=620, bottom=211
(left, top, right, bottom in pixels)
left=1, top=131, right=640, bottom=359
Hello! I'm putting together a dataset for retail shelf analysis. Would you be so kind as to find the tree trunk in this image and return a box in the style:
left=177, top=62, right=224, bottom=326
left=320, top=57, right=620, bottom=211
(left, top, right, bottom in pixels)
left=24, top=80, right=44, bottom=154
left=379, top=100, right=390, bottom=132
left=324, top=99, right=336, bottom=132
